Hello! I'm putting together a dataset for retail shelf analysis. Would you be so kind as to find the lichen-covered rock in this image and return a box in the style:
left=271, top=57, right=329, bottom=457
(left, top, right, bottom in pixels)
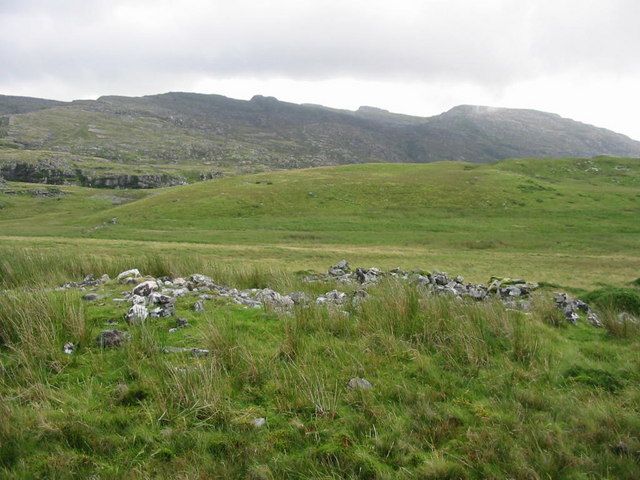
left=126, top=304, right=149, bottom=324
left=133, top=280, right=158, bottom=296
left=117, top=269, right=141, bottom=282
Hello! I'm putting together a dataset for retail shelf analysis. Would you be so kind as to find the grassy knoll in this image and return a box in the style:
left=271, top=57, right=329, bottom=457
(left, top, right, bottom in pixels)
left=1, top=156, right=639, bottom=289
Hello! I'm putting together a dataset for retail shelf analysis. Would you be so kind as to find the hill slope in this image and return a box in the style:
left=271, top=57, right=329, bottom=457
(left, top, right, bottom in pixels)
left=1, top=92, right=639, bottom=177
left=1, top=157, right=639, bottom=288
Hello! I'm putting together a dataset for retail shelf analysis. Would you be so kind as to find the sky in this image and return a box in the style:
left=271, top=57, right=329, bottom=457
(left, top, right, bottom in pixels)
left=1, top=0, right=640, bottom=139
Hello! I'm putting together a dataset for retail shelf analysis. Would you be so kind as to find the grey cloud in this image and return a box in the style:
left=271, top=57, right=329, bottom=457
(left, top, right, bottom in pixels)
left=0, top=0, right=639, bottom=94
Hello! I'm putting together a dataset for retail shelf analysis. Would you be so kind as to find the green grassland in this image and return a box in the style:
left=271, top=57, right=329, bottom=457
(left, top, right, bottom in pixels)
left=1, top=156, right=639, bottom=289
left=2, top=156, right=640, bottom=478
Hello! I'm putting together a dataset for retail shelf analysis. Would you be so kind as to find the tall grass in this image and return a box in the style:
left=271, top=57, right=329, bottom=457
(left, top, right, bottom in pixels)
left=0, top=290, right=88, bottom=382
left=1, top=261, right=639, bottom=477
left=0, top=246, right=296, bottom=291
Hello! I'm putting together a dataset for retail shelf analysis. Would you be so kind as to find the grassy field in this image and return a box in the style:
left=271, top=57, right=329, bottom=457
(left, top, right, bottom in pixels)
left=1, top=156, right=639, bottom=289
left=1, top=157, right=640, bottom=478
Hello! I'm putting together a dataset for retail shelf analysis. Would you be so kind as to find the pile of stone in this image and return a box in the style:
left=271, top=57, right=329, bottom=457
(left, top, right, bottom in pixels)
left=60, top=262, right=616, bottom=355
left=554, top=292, right=602, bottom=327
left=60, top=273, right=110, bottom=290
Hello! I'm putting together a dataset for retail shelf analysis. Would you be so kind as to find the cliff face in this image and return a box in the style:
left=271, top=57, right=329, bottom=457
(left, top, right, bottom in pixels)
left=0, top=160, right=185, bottom=189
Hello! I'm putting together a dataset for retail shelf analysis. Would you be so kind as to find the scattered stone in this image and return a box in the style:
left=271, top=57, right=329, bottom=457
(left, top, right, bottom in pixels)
left=255, top=288, right=294, bottom=309
left=316, top=290, right=347, bottom=305
left=117, top=269, right=141, bottom=282
left=355, top=267, right=382, bottom=284
left=130, top=294, right=146, bottom=305
left=96, top=330, right=130, bottom=348
left=554, top=292, right=599, bottom=325
left=190, top=274, right=214, bottom=288
left=148, top=292, right=175, bottom=305
left=82, top=293, right=101, bottom=301
left=588, top=312, right=603, bottom=328
left=193, top=300, right=205, bottom=312
left=347, top=377, right=373, bottom=390
left=288, top=291, right=310, bottom=305
left=133, top=280, right=158, bottom=296
left=162, top=346, right=210, bottom=357
left=173, top=277, right=187, bottom=287
left=63, top=342, right=75, bottom=354
left=176, top=317, right=189, bottom=328
left=126, top=304, right=149, bottom=324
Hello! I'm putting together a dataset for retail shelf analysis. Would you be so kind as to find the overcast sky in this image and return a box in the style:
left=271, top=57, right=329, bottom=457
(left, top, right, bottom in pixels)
left=1, top=0, right=640, bottom=139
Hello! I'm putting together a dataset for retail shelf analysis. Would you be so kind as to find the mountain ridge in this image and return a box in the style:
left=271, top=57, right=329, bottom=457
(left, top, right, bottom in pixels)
left=1, top=92, right=639, bottom=176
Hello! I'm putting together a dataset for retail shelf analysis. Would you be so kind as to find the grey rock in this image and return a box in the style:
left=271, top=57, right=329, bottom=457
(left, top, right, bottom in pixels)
left=126, top=304, right=149, bottom=324
left=193, top=300, right=205, bottom=312
left=130, top=294, right=146, bottom=305
left=148, top=292, right=175, bottom=305
left=82, top=293, right=101, bottom=301
left=255, top=288, right=294, bottom=309
left=96, top=329, right=130, bottom=348
left=162, top=346, right=210, bottom=357
left=133, top=280, right=158, bottom=296
left=63, top=342, right=75, bottom=354
left=347, top=377, right=373, bottom=390
left=588, top=312, right=603, bottom=327
left=288, top=291, right=310, bottom=305
left=117, top=269, right=141, bottom=282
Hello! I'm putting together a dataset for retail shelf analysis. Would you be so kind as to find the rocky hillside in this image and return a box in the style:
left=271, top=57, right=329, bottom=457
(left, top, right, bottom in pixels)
left=1, top=92, right=639, bottom=180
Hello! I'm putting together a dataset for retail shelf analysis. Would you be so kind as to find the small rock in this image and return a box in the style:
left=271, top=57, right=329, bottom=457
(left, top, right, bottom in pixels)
left=588, top=312, right=603, bottom=327
left=133, top=280, right=158, bottom=297
left=176, top=317, right=189, bottom=328
left=126, top=304, right=149, bottom=324
left=96, top=330, right=130, bottom=348
left=63, top=342, right=75, bottom=354
left=82, top=293, right=101, bottom=301
left=347, top=377, right=373, bottom=390
left=130, top=294, right=146, bottom=305
left=117, top=269, right=141, bottom=282
left=252, top=417, right=267, bottom=428
left=161, top=346, right=210, bottom=356
left=193, top=300, right=205, bottom=312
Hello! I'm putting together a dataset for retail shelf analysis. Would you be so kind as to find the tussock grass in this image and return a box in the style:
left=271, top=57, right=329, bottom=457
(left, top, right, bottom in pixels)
left=1, top=269, right=640, bottom=478
left=0, top=290, right=88, bottom=382
left=0, top=246, right=296, bottom=291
